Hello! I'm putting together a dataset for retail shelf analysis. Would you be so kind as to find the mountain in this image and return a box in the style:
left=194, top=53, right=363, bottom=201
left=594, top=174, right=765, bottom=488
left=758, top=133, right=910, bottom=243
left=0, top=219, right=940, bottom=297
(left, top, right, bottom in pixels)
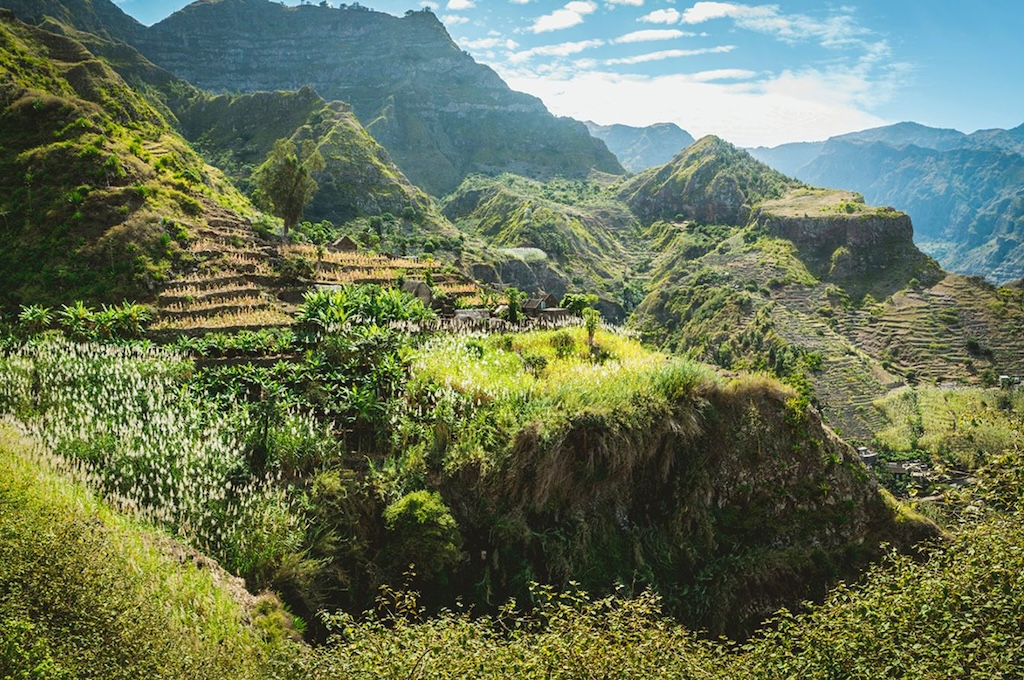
left=749, top=122, right=1024, bottom=283
left=0, top=8, right=251, bottom=307
left=120, top=0, right=623, bottom=196
left=618, top=136, right=799, bottom=226
left=584, top=121, right=695, bottom=173
left=177, top=87, right=456, bottom=239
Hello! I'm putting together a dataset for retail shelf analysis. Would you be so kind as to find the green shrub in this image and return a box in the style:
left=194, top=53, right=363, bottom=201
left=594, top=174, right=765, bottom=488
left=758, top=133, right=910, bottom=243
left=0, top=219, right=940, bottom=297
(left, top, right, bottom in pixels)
left=383, top=490, right=462, bottom=582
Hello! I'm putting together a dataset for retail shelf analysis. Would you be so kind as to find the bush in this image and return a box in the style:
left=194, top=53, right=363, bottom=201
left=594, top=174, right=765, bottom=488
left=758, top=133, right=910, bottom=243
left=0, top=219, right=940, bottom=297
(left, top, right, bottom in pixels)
left=383, top=490, right=462, bottom=582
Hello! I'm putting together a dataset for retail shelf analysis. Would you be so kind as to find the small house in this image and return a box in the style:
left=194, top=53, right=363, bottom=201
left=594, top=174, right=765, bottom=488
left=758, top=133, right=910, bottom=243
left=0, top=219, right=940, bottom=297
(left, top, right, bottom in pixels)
left=524, top=294, right=559, bottom=318
left=539, top=307, right=570, bottom=322
left=856, top=447, right=878, bottom=467
left=330, top=235, right=359, bottom=252
left=523, top=298, right=546, bottom=318
left=401, top=280, right=432, bottom=307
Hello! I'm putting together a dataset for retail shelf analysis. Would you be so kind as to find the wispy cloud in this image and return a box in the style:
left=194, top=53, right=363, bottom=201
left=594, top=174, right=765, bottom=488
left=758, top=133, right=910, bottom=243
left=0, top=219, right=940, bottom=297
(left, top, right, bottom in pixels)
left=495, top=65, right=890, bottom=147
left=604, top=45, right=735, bottom=64
left=614, top=29, right=691, bottom=43
left=442, top=14, right=470, bottom=25
left=680, top=2, right=872, bottom=48
left=606, top=0, right=644, bottom=6
left=509, top=39, right=606, bottom=63
left=531, top=1, right=598, bottom=33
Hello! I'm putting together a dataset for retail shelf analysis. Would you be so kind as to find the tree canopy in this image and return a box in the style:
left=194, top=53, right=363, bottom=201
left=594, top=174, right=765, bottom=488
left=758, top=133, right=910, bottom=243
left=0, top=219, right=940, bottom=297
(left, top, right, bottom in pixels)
left=252, top=139, right=325, bottom=234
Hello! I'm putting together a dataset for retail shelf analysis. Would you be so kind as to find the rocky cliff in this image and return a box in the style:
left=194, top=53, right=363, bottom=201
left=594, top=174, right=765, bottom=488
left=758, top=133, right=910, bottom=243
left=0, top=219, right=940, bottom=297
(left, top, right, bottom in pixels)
left=129, top=0, right=623, bottom=195
left=753, top=189, right=942, bottom=287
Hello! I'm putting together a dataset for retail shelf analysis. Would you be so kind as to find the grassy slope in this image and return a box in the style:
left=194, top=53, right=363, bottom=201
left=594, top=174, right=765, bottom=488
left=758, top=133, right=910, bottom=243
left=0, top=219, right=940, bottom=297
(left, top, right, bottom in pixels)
left=177, top=87, right=457, bottom=239
left=403, top=328, right=936, bottom=637
left=0, top=11, right=252, bottom=308
left=441, top=173, right=639, bottom=315
left=0, top=425, right=299, bottom=679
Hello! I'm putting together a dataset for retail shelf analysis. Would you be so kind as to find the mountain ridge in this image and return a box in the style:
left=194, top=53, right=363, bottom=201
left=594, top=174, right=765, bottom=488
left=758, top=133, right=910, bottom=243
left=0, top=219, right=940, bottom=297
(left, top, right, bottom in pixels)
left=126, top=0, right=624, bottom=195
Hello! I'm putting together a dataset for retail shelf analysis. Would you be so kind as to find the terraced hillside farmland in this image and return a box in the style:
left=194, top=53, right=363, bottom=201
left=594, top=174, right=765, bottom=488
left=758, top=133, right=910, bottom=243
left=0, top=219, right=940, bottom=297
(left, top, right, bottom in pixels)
left=152, top=206, right=481, bottom=334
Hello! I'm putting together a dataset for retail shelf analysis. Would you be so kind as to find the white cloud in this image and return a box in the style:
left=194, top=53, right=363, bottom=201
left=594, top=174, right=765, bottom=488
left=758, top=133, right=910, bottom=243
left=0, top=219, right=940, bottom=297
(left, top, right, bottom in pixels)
left=680, top=1, right=750, bottom=23
left=442, top=14, right=470, bottom=24
left=639, top=8, right=681, bottom=24
left=509, top=0, right=532, bottom=4
left=606, top=0, right=644, bottom=5
left=494, top=64, right=891, bottom=147
left=680, top=2, right=872, bottom=49
left=605, top=45, right=735, bottom=64
left=446, top=0, right=475, bottom=9
left=614, top=29, right=690, bottom=43
left=686, top=68, right=758, bottom=81
left=531, top=1, right=598, bottom=33
left=509, top=39, right=605, bottom=63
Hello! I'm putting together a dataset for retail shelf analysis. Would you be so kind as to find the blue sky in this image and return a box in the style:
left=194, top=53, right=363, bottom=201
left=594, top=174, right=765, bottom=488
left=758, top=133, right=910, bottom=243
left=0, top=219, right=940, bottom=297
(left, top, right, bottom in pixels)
left=115, top=0, right=1024, bottom=147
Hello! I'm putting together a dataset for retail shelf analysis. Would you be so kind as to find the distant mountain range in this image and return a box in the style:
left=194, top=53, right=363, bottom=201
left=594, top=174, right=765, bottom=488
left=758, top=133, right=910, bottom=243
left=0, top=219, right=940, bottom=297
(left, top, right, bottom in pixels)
left=584, top=121, right=694, bottom=173
left=748, top=121, right=1024, bottom=284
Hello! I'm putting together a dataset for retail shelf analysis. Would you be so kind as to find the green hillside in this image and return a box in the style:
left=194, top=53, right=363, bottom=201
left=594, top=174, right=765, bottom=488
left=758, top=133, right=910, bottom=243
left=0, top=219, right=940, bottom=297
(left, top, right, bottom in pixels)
left=618, top=135, right=799, bottom=226
left=0, top=9, right=251, bottom=307
left=177, top=87, right=457, bottom=242
left=442, top=173, right=640, bottom=317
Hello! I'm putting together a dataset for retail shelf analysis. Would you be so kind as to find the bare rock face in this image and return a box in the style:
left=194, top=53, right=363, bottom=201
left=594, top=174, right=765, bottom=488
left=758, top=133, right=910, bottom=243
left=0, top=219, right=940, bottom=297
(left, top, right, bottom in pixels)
left=129, top=0, right=623, bottom=195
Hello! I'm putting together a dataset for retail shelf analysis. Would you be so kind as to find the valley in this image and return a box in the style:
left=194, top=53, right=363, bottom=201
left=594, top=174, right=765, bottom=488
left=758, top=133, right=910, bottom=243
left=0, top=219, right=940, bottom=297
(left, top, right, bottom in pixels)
left=1, top=1, right=1023, bottom=677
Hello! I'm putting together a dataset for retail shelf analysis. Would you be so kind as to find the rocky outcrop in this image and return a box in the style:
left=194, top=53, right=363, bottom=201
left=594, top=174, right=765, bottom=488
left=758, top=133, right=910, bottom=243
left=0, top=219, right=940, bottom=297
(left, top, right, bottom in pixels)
left=128, top=0, right=623, bottom=195
left=752, top=191, right=943, bottom=288
left=758, top=210, right=914, bottom=278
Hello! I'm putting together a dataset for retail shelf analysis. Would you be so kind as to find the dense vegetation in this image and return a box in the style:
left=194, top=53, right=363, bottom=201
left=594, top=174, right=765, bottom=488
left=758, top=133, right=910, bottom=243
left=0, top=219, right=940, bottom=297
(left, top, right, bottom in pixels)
left=3, top=392, right=1023, bottom=678
left=2, top=3, right=1023, bottom=677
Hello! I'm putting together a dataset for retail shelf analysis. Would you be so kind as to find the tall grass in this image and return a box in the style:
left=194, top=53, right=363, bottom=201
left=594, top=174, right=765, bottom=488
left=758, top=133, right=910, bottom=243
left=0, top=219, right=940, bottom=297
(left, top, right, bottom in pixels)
left=0, top=426, right=300, bottom=679
left=0, top=339, right=302, bottom=583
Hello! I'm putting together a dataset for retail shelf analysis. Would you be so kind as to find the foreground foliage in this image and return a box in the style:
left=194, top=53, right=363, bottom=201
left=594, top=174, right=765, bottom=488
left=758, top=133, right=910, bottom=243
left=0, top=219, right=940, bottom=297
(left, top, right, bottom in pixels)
left=0, top=427, right=299, bottom=679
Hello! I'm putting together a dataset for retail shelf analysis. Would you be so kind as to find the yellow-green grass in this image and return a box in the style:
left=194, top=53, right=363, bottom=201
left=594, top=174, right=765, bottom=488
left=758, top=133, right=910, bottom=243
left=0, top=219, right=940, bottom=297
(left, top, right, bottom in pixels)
left=0, top=425, right=300, bottom=679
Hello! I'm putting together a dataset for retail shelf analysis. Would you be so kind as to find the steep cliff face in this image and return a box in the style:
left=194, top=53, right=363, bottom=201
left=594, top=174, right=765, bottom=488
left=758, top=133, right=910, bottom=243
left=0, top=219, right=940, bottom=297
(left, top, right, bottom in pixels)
left=130, top=0, right=623, bottom=195
left=753, top=189, right=942, bottom=288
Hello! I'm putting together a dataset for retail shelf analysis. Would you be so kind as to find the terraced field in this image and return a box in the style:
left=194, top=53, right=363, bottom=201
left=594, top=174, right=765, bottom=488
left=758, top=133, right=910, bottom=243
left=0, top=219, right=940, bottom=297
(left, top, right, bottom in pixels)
left=847, top=275, right=1024, bottom=384
left=152, top=204, right=483, bottom=334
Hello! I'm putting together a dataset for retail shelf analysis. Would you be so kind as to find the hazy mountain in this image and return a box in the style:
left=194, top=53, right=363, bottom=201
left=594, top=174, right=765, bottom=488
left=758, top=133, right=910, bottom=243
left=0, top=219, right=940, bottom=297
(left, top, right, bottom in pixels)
left=584, top=121, right=695, bottom=173
left=121, top=0, right=623, bottom=196
left=748, top=122, right=1024, bottom=283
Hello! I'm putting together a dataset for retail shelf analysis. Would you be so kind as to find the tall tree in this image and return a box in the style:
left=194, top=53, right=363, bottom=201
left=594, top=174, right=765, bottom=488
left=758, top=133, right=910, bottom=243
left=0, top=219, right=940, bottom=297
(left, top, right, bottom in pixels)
left=251, top=139, right=325, bottom=234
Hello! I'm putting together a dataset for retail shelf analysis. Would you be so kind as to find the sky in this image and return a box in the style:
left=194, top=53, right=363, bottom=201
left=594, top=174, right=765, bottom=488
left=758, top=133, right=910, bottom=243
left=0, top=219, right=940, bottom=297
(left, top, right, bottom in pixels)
left=114, top=0, right=1024, bottom=147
